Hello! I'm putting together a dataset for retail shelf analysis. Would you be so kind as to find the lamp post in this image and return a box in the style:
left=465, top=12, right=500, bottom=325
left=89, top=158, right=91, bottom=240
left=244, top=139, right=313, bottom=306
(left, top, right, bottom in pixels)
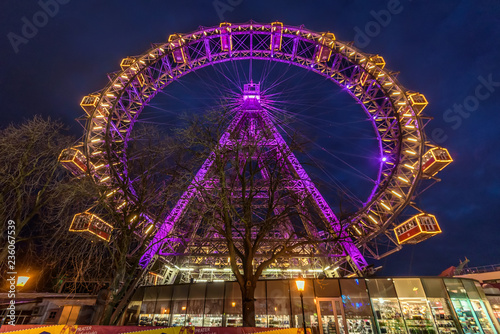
left=296, top=278, right=307, bottom=334
left=16, top=276, right=30, bottom=287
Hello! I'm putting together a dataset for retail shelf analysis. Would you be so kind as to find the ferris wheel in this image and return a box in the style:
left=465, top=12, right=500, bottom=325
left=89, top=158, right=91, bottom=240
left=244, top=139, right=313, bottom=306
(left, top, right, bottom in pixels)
left=60, top=21, right=452, bottom=279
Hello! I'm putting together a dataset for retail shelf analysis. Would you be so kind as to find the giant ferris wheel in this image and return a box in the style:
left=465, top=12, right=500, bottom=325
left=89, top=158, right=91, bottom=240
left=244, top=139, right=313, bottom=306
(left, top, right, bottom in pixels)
left=60, top=22, right=452, bottom=282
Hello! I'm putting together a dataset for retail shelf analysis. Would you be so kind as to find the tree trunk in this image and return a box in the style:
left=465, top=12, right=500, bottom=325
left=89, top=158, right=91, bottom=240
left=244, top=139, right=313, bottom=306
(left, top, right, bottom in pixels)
left=100, top=297, right=116, bottom=325
left=100, top=263, right=141, bottom=325
left=99, top=273, right=124, bottom=325
left=241, top=282, right=256, bottom=327
left=108, top=275, right=141, bottom=325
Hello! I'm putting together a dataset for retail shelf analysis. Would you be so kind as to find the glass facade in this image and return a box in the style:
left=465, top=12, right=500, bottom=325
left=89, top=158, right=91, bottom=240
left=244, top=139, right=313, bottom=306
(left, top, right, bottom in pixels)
left=485, top=296, right=500, bottom=324
left=225, top=282, right=242, bottom=327
left=267, top=280, right=291, bottom=328
left=132, top=277, right=499, bottom=333
left=421, top=278, right=460, bottom=334
left=203, top=282, right=224, bottom=327
left=393, top=278, right=437, bottom=334
left=340, top=279, right=374, bottom=334
left=186, top=283, right=205, bottom=326
left=171, top=284, right=189, bottom=326
left=368, top=278, right=406, bottom=334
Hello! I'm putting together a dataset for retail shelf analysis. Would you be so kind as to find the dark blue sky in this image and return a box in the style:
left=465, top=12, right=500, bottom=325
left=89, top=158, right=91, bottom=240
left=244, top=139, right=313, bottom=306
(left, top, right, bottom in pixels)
left=1, top=0, right=499, bottom=276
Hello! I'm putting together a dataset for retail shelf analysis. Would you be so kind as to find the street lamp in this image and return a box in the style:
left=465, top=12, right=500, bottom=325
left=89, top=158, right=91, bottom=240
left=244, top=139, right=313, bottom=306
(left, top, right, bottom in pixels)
left=16, top=276, right=30, bottom=287
left=296, top=278, right=307, bottom=334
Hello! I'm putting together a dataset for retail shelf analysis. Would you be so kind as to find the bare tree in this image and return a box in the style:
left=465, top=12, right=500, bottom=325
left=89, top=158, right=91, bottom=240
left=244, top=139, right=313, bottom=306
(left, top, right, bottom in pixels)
left=0, top=118, right=189, bottom=324
left=169, top=108, right=350, bottom=327
left=55, top=124, right=191, bottom=325
left=0, top=113, right=350, bottom=327
left=0, top=116, right=76, bottom=277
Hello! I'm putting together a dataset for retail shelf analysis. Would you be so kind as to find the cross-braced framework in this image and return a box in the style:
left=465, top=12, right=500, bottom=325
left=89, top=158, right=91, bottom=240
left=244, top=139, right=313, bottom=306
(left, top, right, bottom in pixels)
left=62, top=21, right=452, bottom=281
left=145, top=82, right=370, bottom=282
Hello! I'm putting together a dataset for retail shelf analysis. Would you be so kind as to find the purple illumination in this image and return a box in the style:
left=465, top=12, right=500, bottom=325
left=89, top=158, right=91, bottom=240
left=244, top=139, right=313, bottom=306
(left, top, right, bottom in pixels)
left=140, top=83, right=368, bottom=271
left=88, top=22, right=430, bottom=274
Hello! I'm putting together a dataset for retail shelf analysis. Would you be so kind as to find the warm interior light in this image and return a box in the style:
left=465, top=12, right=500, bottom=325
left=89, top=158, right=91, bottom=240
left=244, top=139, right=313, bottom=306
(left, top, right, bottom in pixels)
left=144, top=224, right=154, bottom=234
left=232, top=302, right=236, bottom=307
left=295, top=279, right=305, bottom=292
left=181, top=306, right=186, bottom=311
left=17, top=276, right=30, bottom=287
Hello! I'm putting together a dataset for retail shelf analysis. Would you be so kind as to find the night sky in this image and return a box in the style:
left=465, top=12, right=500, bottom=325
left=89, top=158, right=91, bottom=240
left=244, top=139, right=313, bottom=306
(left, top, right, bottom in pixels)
left=1, top=0, right=499, bottom=277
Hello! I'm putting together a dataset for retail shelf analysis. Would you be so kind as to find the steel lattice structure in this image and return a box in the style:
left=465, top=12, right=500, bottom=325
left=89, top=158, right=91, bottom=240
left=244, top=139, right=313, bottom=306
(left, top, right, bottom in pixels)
left=62, top=22, right=452, bottom=281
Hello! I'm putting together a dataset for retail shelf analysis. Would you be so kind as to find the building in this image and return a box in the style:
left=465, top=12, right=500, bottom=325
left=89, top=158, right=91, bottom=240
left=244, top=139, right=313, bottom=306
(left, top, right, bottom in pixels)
left=0, top=292, right=97, bottom=326
left=444, top=263, right=500, bottom=326
left=126, top=277, right=500, bottom=334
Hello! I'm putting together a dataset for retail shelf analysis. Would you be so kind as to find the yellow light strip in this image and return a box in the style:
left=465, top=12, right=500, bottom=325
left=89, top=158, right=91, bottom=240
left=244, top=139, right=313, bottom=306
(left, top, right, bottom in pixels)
left=380, top=202, right=391, bottom=211
left=353, top=226, right=362, bottom=235
left=398, top=176, right=409, bottom=183
left=391, top=190, right=403, bottom=198
left=368, top=215, right=378, bottom=224
left=106, top=189, right=117, bottom=197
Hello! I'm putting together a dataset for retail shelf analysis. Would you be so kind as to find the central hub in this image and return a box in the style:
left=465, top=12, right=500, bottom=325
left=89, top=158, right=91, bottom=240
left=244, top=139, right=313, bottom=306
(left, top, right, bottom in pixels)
left=243, top=82, right=260, bottom=100
left=242, top=82, right=261, bottom=110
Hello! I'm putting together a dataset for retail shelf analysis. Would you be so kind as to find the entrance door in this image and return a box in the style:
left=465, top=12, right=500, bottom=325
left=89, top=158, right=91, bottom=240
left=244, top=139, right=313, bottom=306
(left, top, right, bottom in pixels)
left=317, top=298, right=348, bottom=334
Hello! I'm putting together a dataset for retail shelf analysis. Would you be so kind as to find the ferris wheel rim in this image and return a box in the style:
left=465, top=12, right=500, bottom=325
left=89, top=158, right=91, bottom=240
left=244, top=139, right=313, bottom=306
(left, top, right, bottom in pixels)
left=82, top=21, right=426, bottom=248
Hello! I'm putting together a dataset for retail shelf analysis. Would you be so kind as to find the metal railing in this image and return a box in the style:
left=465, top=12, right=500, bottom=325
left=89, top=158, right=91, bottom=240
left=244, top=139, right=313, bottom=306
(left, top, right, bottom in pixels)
left=456, top=264, right=500, bottom=275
